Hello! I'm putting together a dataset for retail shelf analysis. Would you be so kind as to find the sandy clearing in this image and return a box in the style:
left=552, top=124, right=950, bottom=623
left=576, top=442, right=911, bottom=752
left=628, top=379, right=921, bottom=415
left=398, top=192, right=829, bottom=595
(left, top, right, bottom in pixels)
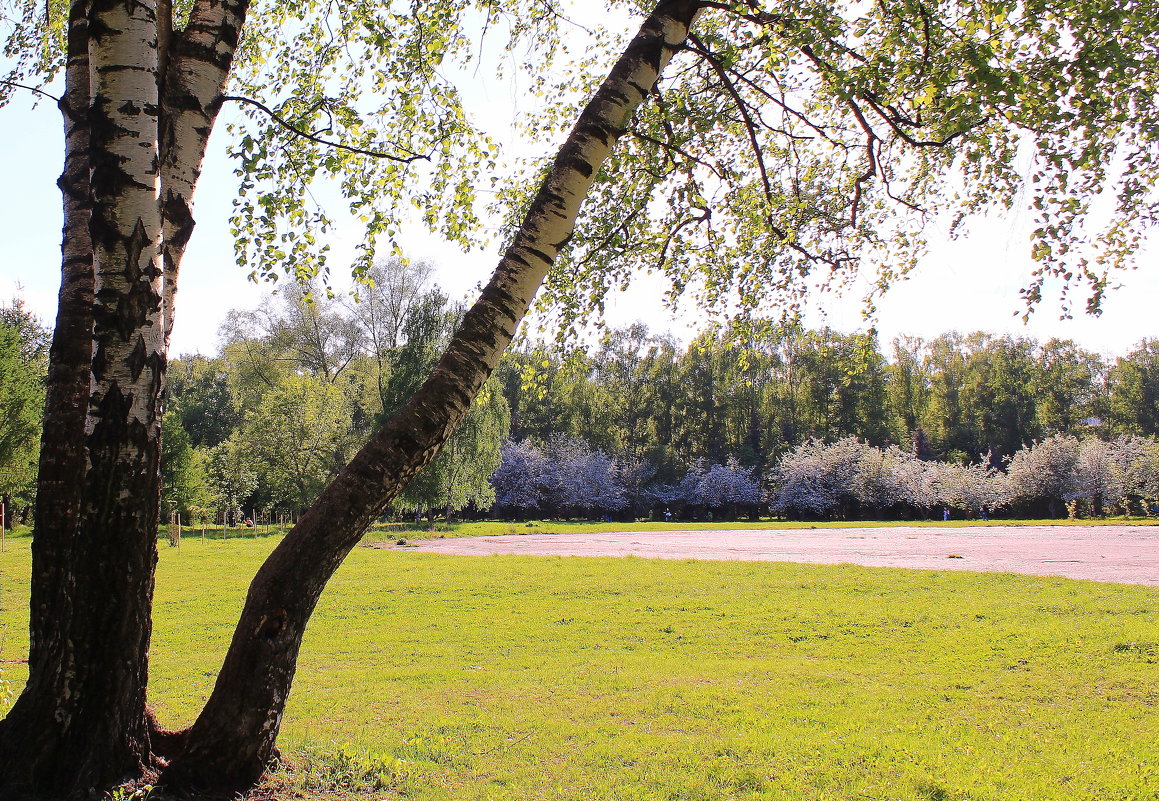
left=393, top=525, right=1159, bottom=586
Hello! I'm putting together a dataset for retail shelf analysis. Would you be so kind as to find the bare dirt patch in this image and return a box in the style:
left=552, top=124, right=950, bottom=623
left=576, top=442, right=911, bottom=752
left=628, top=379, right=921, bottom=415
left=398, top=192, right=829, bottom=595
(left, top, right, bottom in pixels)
left=398, top=525, right=1159, bottom=586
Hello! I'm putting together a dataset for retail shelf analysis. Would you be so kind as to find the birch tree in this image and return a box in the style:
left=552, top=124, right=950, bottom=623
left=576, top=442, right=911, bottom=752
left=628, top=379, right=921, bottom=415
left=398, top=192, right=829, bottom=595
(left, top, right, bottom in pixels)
left=2, top=0, right=1158, bottom=797
left=1, top=1, right=705, bottom=794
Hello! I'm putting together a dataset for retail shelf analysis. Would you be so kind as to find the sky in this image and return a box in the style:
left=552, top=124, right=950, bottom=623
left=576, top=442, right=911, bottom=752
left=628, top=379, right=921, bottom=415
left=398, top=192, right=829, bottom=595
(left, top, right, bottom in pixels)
left=1, top=14, right=1156, bottom=360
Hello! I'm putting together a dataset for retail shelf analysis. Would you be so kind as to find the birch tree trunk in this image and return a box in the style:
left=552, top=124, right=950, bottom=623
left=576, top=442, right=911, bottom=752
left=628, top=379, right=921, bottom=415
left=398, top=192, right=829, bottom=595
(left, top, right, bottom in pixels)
left=0, top=0, right=247, bottom=796
left=0, top=1, right=99, bottom=793
left=166, top=0, right=702, bottom=790
left=9, top=0, right=167, bottom=791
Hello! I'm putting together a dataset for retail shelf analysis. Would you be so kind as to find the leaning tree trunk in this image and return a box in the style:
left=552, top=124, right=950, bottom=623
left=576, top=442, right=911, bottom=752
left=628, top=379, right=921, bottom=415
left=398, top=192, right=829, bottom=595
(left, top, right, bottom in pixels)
left=0, top=0, right=247, bottom=796
left=165, top=0, right=703, bottom=791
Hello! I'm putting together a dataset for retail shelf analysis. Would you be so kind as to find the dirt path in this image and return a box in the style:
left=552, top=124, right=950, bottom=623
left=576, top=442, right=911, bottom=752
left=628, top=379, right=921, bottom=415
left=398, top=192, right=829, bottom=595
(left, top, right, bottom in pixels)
left=399, top=525, right=1159, bottom=586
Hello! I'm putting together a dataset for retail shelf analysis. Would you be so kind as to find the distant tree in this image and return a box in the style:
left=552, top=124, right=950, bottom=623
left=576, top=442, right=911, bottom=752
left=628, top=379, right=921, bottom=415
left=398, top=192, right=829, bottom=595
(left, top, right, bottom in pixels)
left=592, top=324, right=661, bottom=459
left=769, top=437, right=1008, bottom=520
left=924, top=333, right=970, bottom=457
left=0, top=323, right=45, bottom=512
left=398, top=383, right=509, bottom=522
left=680, top=458, right=761, bottom=519
left=160, top=411, right=211, bottom=520
left=376, top=289, right=453, bottom=419
left=352, top=257, right=437, bottom=352
left=772, top=438, right=864, bottom=519
left=204, top=440, right=259, bottom=524
left=1107, top=340, right=1159, bottom=436
left=1076, top=435, right=1159, bottom=516
left=960, top=334, right=1040, bottom=458
left=794, top=329, right=889, bottom=444
left=349, top=257, right=435, bottom=413
left=672, top=332, right=731, bottom=464
left=491, top=439, right=548, bottom=516
left=615, top=453, right=659, bottom=520
left=927, top=458, right=1009, bottom=518
left=382, top=292, right=511, bottom=520
left=887, top=335, right=932, bottom=444
left=222, top=283, right=365, bottom=385
left=911, top=426, right=936, bottom=461
left=850, top=444, right=925, bottom=516
left=635, top=333, right=683, bottom=480
left=1005, top=435, right=1081, bottom=517
left=167, top=355, right=241, bottom=449
left=1073, top=437, right=1114, bottom=515
left=887, top=447, right=940, bottom=513
left=1033, top=339, right=1106, bottom=435
left=0, top=297, right=51, bottom=365
left=234, top=375, right=357, bottom=511
left=540, top=435, right=627, bottom=519
left=514, top=350, right=613, bottom=452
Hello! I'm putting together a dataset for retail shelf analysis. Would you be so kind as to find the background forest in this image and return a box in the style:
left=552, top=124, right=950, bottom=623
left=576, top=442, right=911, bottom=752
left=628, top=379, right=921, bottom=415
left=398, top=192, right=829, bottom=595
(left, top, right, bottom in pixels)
left=3, top=258, right=1158, bottom=527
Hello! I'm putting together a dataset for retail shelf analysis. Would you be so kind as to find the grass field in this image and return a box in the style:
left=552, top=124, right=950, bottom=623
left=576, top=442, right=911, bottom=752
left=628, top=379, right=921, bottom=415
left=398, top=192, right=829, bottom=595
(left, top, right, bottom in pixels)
left=1, top=531, right=1158, bottom=800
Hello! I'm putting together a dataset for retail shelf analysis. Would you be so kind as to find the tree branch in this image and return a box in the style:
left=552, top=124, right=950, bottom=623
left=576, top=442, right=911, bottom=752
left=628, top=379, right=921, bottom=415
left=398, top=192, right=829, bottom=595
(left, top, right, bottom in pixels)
left=222, top=95, right=432, bottom=163
left=0, top=78, right=61, bottom=103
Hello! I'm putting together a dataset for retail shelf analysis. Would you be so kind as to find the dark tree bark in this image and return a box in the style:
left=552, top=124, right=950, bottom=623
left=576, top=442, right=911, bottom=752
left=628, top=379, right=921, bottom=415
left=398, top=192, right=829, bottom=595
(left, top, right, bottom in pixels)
left=164, top=0, right=703, bottom=790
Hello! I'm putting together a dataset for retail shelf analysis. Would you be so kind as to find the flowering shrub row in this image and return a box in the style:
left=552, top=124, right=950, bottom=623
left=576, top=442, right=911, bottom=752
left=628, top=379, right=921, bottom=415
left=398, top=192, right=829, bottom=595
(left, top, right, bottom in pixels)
left=489, top=434, right=1159, bottom=520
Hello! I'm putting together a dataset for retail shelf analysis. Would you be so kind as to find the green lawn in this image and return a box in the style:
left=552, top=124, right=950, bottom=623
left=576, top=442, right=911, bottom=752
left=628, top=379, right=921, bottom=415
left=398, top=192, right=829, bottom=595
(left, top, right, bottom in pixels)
left=2, top=533, right=1157, bottom=800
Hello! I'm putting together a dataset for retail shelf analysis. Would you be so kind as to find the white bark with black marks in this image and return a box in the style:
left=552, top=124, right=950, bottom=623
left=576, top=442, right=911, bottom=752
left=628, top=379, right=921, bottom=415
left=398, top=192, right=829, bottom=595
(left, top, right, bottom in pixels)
left=166, top=0, right=703, bottom=790
left=159, top=0, right=250, bottom=348
left=0, top=0, right=251, bottom=796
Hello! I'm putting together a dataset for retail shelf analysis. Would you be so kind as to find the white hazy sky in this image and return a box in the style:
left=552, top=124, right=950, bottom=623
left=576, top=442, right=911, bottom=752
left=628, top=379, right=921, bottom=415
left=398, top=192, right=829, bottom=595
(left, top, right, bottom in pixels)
left=1, top=14, right=1156, bottom=360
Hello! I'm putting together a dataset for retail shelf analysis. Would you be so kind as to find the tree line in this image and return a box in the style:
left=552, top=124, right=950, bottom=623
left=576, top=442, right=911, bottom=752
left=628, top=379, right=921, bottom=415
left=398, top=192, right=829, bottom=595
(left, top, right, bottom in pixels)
left=5, top=284, right=1157, bottom=526
left=488, top=433, right=1159, bottom=522
left=496, top=322, right=1158, bottom=485
left=488, top=326, right=1159, bottom=521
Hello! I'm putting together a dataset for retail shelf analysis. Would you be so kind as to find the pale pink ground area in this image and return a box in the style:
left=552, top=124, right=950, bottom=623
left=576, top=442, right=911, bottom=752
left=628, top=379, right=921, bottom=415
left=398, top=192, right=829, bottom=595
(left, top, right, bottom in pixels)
left=401, top=525, right=1159, bottom=586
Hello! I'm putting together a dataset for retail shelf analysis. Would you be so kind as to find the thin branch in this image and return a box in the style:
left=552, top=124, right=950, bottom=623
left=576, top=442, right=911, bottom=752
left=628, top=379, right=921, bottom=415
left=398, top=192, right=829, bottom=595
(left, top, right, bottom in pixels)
left=0, top=78, right=61, bottom=103
left=629, top=127, right=727, bottom=179
left=688, top=35, right=849, bottom=269
left=568, top=201, right=650, bottom=273
left=735, top=4, right=870, bottom=65
left=532, top=0, right=592, bottom=35
left=222, top=95, right=431, bottom=163
left=842, top=96, right=881, bottom=227
left=688, top=34, right=775, bottom=208
left=653, top=207, right=711, bottom=274
left=720, top=64, right=832, bottom=142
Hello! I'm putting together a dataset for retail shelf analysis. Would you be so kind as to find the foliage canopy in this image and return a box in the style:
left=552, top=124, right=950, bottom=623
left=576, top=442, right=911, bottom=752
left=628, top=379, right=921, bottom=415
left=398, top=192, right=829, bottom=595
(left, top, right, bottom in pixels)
left=5, top=1, right=1156, bottom=327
